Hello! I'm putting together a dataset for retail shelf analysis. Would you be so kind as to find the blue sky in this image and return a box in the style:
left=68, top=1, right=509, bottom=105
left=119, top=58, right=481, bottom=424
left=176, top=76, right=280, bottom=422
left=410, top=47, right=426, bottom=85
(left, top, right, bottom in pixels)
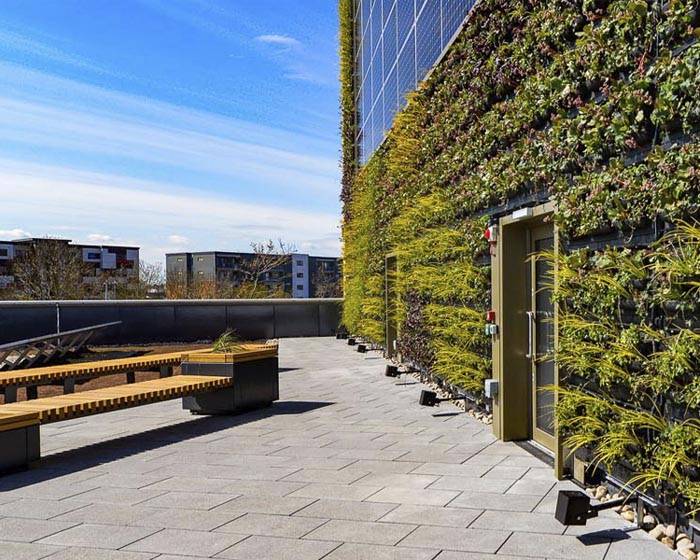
left=0, top=0, right=341, bottom=263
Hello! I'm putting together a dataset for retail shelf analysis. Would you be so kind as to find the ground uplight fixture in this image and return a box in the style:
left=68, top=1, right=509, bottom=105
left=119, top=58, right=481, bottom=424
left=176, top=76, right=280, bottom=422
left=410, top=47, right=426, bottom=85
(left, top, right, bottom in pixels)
left=347, top=338, right=356, bottom=346
left=357, top=344, right=367, bottom=353
left=555, top=490, right=643, bottom=527
left=385, top=365, right=399, bottom=377
left=419, top=389, right=468, bottom=409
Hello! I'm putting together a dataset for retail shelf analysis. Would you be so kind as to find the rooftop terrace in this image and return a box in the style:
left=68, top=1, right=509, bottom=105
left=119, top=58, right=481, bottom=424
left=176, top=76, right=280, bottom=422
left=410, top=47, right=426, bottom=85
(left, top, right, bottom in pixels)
left=0, top=337, right=676, bottom=560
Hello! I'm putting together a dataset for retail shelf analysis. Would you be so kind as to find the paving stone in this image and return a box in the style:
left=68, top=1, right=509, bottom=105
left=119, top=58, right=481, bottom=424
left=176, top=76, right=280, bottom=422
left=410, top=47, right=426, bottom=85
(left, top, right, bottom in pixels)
left=221, top=480, right=306, bottom=497
left=398, top=525, right=510, bottom=553
left=67, top=487, right=165, bottom=506
left=131, top=507, right=240, bottom=531
left=78, top=473, right=170, bottom=489
left=410, top=462, right=491, bottom=478
left=354, top=473, right=438, bottom=489
left=213, top=495, right=317, bottom=516
left=429, top=476, right=514, bottom=493
left=288, top=483, right=383, bottom=501
left=303, top=519, right=417, bottom=546
left=0, top=499, right=87, bottom=520
left=366, top=486, right=459, bottom=506
left=294, top=499, right=398, bottom=522
left=124, top=528, right=247, bottom=557
left=379, top=504, right=482, bottom=527
left=471, top=510, right=565, bottom=534
left=139, top=476, right=234, bottom=494
left=350, top=460, right=424, bottom=474
left=38, top=523, right=158, bottom=549
left=52, top=503, right=146, bottom=526
left=0, top=517, right=79, bottom=543
left=282, top=468, right=370, bottom=485
left=137, top=490, right=237, bottom=510
left=215, top=513, right=328, bottom=538
left=506, top=479, right=556, bottom=496
left=216, top=535, right=340, bottom=560
left=321, top=542, right=439, bottom=560
left=499, top=532, right=611, bottom=560
left=42, top=548, right=157, bottom=560
left=0, top=542, right=62, bottom=560
left=604, top=537, right=678, bottom=559
left=449, top=491, right=541, bottom=512
left=434, top=552, right=541, bottom=560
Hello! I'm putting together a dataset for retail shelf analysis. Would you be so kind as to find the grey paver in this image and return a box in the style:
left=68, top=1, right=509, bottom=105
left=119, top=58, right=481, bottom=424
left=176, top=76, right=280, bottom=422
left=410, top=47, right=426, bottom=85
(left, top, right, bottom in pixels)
left=38, top=523, right=158, bottom=549
left=470, top=510, right=564, bottom=534
left=379, top=504, right=482, bottom=527
left=429, top=476, right=514, bottom=493
left=354, top=472, right=438, bottom=489
left=366, top=486, right=459, bottom=506
left=303, top=519, right=417, bottom=546
left=215, top=513, right=328, bottom=538
left=124, top=528, right=247, bottom=556
left=0, top=517, right=79, bottom=543
left=322, top=542, right=439, bottom=560
left=282, top=468, right=369, bottom=485
left=52, top=503, right=146, bottom=526
left=0, top=499, right=87, bottom=520
left=398, top=525, right=510, bottom=553
left=137, top=490, right=237, bottom=510
left=0, top=542, right=62, bottom=560
left=499, top=532, right=611, bottom=560
left=448, top=491, right=541, bottom=512
left=213, top=495, right=317, bottom=516
left=66, top=487, right=165, bottom=506
left=294, top=499, right=398, bottom=522
left=216, top=535, right=340, bottom=560
left=42, top=548, right=157, bottom=560
left=288, top=483, right=383, bottom=501
left=604, top=537, right=679, bottom=559
left=131, top=507, right=241, bottom=531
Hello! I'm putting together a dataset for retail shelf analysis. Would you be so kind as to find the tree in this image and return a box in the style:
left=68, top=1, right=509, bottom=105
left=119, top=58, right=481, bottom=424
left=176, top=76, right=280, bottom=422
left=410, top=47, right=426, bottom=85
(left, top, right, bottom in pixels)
left=312, top=267, right=343, bottom=298
left=10, top=238, right=93, bottom=300
left=117, top=261, right=165, bottom=299
left=235, top=239, right=295, bottom=298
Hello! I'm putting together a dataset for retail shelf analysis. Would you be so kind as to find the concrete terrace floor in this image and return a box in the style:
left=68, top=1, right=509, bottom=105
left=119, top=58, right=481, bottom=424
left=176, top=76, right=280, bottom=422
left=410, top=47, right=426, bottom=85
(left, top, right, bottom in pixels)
left=0, top=337, right=677, bottom=560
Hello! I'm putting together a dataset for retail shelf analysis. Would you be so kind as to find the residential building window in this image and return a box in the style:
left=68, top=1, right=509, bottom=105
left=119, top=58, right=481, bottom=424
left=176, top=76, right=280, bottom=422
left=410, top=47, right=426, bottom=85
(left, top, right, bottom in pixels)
left=0, top=249, right=8, bottom=257
left=296, top=272, right=304, bottom=278
left=197, top=257, right=204, bottom=262
left=197, top=271, right=204, bottom=275
left=176, top=257, right=183, bottom=262
left=296, top=285, right=304, bottom=291
left=87, top=252, right=101, bottom=260
left=296, top=260, right=303, bottom=266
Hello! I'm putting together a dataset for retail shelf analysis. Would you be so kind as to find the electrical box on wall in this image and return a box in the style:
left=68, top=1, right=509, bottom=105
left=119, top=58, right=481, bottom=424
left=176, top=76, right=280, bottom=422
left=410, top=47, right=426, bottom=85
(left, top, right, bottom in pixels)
left=484, top=379, right=499, bottom=398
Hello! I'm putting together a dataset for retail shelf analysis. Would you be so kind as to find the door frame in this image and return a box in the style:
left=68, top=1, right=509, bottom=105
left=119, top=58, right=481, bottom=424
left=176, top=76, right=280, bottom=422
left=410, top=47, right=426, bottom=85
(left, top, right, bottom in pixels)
left=490, top=202, right=565, bottom=478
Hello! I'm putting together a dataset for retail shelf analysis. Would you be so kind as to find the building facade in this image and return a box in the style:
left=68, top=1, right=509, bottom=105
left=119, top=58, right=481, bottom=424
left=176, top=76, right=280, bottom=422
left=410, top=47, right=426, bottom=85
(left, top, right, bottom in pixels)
left=341, top=0, right=700, bottom=521
left=0, top=238, right=139, bottom=292
left=165, top=251, right=341, bottom=299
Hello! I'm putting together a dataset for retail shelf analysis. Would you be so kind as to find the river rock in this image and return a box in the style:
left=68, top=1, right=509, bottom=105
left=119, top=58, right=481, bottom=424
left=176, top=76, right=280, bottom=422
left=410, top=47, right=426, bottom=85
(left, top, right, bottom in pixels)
left=649, top=524, right=665, bottom=540
left=594, top=485, right=607, bottom=499
left=621, top=510, right=635, bottom=522
left=661, top=536, right=675, bottom=549
left=641, top=514, right=656, bottom=530
left=681, top=549, right=697, bottom=560
left=666, top=524, right=677, bottom=538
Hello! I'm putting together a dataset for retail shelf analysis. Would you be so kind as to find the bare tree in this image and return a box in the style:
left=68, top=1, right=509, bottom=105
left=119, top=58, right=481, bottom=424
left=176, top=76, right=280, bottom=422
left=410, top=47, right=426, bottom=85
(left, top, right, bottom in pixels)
left=312, top=267, right=343, bottom=298
left=234, top=239, right=295, bottom=299
left=11, top=238, right=93, bottom=300
left=117, top=260, right=165, bottom=299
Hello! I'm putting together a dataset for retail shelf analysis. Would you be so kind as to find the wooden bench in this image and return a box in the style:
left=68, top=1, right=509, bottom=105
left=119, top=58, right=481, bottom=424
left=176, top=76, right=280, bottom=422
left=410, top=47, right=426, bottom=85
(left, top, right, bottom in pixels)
left=0, top=350, right=211, bottom=403
left=0, top=343, right=279, bottom=473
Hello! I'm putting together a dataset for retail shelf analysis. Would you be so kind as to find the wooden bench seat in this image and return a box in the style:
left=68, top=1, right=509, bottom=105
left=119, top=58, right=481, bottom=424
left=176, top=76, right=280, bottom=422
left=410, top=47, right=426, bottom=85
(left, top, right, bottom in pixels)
left=1, top=375, right=233, bottom=424
left=0, top=349, right=211, bottom=403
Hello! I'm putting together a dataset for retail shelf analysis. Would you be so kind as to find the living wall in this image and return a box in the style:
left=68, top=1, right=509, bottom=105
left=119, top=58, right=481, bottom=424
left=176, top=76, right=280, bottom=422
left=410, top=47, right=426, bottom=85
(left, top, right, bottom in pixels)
left=341, top=0, right=700, bottom=510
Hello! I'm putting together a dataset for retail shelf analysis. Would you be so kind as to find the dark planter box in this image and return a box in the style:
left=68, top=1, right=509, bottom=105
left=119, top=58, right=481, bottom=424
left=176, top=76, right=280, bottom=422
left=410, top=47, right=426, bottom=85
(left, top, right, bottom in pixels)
left=182, top=356, right=279, bottom=414
left=0, top=422, right=40, bottom=473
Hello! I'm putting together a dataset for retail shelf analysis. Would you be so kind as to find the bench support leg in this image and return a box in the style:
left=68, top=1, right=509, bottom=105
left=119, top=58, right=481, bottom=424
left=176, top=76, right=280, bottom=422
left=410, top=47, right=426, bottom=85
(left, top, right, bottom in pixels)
left=0, top=423, right=40, bottom=473
left=4, top=386, right=17, bottom=403
left=63, top=378, right=75, bottom=394
left=126, top=371, right=136, bottom=384
left=26, top=385, right=38, bottom=400
left=159, top=366, right=173, bottom=378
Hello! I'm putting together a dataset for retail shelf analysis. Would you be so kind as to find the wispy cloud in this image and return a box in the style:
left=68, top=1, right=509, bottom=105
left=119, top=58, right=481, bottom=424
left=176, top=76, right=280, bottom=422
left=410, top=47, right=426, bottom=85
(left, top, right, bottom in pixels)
left=167, top=235, right=190, bottom=246
left=0, top=228, right=31, bottom=240
left=255, top=34, right=300, bottom=48
left=0, top=159, right=341, bottom=263
left=0, top=62, right=340, bottom=204
left=87, top=233, right=113, bottom=243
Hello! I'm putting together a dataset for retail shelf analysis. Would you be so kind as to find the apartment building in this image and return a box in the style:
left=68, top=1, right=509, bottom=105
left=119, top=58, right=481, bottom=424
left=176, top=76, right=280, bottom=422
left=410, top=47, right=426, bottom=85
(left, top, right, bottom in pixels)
left=166, top=251, right=341, bottom=298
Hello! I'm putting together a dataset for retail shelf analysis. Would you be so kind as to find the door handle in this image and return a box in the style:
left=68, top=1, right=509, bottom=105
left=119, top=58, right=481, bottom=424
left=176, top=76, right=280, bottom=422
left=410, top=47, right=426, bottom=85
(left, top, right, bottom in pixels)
left=525, top=311, right=535, bottom=359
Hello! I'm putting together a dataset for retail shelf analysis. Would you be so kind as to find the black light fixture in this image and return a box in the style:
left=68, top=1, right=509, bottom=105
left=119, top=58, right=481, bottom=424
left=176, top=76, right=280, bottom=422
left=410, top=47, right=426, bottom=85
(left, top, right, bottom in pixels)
left=418, top=389, right=468, bottom=409
left=347, top=338, right=356, bottom=346
left=554, top=490, right=643, bottom=527
left=357, top=344, right=367, bottom=353
left=385, top=365, right=399, bottom=377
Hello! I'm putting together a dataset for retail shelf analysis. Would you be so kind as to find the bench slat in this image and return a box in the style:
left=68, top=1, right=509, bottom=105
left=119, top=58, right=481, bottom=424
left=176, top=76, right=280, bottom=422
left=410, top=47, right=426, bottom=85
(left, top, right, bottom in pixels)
left=1, top=375, right=233, bottom=424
